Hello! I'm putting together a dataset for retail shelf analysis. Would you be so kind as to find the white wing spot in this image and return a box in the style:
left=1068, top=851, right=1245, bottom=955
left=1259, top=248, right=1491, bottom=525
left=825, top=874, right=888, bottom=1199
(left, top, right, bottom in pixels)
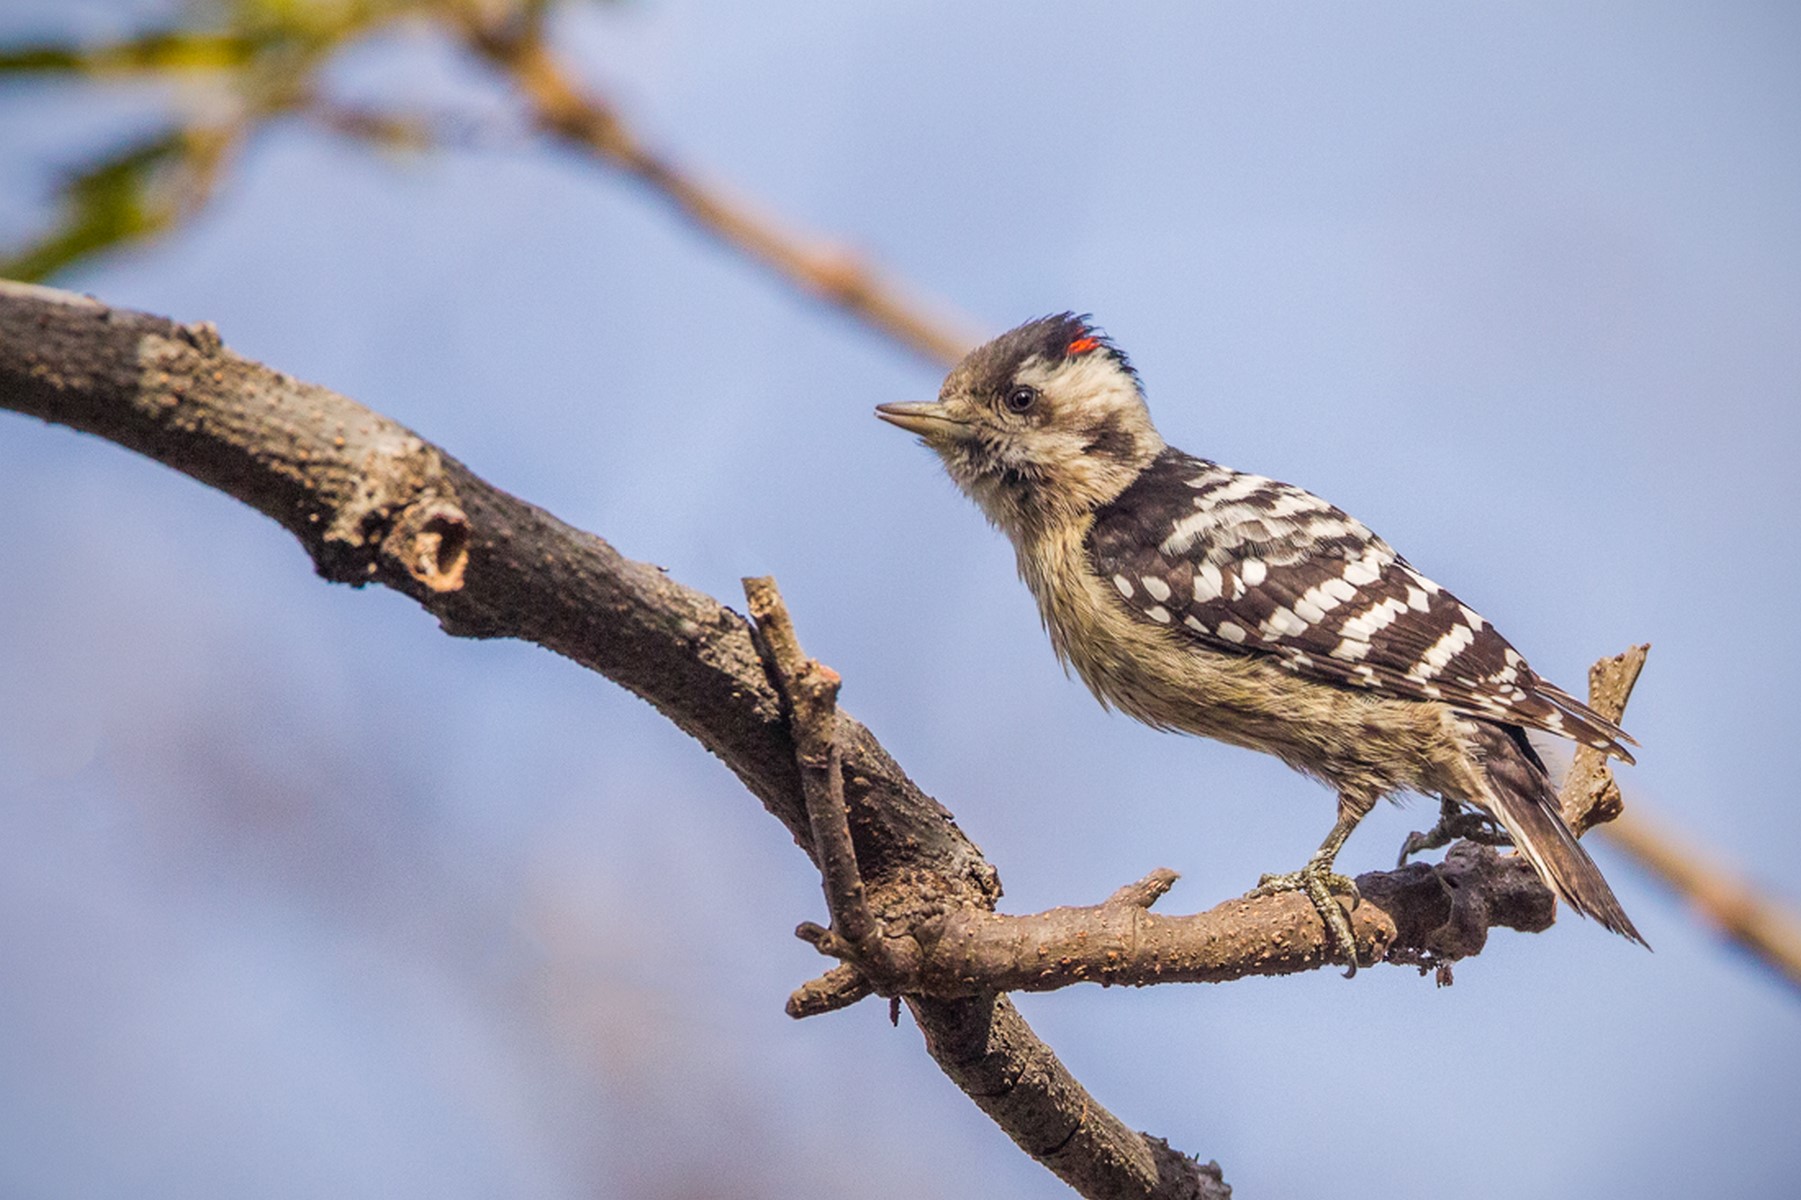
left=1146, top=605, right=1172, bottom=624
left=1297, top=578, right=1349, bottom=617
left=1240, top=559, right=1268, bottom=587
left=1458, top=603, right=1487, bottom=630
left=1184, top=615, right=1209, bottom=635
left=1206, top=474, right=1272, bottom=505
left=1406, top=585, right=1431, bottom=612
left=1262, top=606, right=1308, bottom=638
left=1263, top=491, right=1331, bottom=519
left=1332, top=637, right=1371, bottom=662
left=1340, top=597, right=1407, bottom=640
left=1113, top=575, right=1134, bottom=599
left=1293, top=596, right=1327, bottom=624
left=1160, top=510, right=1212, bottom=555
left=1409, top=622, right=1476, bottom=680
left=1193, top=562, right=1224, bottom=603
left=1142, top=575, right=1171, bottom=603
left=1216, top=621, right=1248, bottom=644
left=1342, top=553, right=1383, bottom=587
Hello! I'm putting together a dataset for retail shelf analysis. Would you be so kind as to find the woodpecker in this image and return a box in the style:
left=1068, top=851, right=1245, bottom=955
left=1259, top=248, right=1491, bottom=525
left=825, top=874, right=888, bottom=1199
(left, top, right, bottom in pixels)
left=877, top=313, right=1644, bottom=972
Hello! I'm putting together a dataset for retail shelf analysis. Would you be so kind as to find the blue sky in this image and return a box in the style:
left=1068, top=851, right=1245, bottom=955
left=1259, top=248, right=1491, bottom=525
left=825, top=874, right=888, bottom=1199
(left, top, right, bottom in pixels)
left=2, top=2, right=1798, bottom=1197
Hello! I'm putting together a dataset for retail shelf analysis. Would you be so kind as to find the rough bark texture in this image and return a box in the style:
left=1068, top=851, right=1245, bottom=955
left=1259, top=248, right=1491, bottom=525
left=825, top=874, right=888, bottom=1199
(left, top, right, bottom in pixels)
left=0, top=281, right=1644, bottom=1199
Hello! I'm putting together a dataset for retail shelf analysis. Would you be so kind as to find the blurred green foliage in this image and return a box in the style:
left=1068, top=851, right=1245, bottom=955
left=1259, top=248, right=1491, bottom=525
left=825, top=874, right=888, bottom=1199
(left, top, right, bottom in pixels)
left=0, top=0, right=513, bottom=280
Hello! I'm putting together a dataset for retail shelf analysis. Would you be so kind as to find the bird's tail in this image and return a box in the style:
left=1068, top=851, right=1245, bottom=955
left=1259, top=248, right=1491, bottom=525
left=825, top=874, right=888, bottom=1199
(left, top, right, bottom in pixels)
left=1470, top=722, right=1648, bottom=947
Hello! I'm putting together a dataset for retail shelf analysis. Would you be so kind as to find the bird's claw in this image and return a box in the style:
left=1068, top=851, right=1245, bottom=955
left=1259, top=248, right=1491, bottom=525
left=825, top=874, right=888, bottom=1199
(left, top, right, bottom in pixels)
left=1249, top=855, right=1363, bottom=977
left=1398, top=801, right=1513, bottom=867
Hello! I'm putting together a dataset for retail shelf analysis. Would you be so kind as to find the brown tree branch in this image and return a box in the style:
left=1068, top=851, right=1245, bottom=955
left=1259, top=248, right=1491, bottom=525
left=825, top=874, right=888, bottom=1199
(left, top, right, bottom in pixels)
left=0, top=279, right=1224, bottom=1199
left=744, top=577, right=892, bottom=971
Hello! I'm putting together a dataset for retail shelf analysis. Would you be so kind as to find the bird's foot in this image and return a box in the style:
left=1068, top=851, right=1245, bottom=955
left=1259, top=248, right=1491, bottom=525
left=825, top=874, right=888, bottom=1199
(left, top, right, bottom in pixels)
left=1249, top=854, right=1362, bottom=977
left=1398, top=800, right=1513, bottom=866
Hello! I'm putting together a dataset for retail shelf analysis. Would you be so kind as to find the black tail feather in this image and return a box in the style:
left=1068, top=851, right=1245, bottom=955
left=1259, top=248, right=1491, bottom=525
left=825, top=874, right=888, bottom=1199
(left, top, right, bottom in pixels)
left=1471, top=723, right=1648, bottom=947
left=1534, top=679, right=1639, bottom=763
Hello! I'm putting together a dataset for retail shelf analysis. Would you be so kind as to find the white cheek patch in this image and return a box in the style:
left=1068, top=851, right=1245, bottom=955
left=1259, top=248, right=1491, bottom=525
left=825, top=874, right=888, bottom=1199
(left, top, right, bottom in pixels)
left=1013, top=354, right=1146, bottom=422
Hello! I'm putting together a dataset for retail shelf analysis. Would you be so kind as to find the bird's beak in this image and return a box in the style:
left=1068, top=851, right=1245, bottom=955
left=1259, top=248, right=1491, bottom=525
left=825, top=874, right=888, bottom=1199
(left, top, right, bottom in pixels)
left=875, top=401, right=966, bottom=440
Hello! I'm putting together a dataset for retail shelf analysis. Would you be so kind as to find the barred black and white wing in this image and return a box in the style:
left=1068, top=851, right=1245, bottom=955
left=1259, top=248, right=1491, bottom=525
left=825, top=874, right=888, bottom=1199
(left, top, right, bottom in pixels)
left=1088, top=449, right=1634, bottom=760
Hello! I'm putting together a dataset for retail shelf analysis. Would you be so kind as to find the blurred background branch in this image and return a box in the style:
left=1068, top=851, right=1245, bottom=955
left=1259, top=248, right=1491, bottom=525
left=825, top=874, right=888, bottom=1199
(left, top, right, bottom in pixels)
left=1602, top=809, right=1801, bottom=997
left=0, top=0, right=975, bottom=363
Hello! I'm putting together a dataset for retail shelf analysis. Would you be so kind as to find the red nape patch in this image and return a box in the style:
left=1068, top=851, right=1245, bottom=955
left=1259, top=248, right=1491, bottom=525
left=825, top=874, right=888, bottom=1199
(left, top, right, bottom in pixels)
left=1067, top=336, right=1101, bottom=355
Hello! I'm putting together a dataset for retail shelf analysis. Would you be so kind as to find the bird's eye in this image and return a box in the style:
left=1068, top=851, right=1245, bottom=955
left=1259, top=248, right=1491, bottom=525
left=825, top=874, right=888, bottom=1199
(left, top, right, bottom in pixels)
left=1004, top=385, right=1039, bottom=414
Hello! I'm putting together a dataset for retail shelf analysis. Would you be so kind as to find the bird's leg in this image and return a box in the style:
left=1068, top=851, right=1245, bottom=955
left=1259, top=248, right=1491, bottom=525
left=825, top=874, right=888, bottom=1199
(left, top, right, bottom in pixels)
left=1248, top=798, right=1368, bottom=977
left=1397, top=798, right=1513, bottom=866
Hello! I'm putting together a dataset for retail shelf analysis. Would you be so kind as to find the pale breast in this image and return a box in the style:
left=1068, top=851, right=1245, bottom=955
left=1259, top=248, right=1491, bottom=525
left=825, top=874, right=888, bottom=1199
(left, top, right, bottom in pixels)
left=1014, top=517, right=1474, bottom=804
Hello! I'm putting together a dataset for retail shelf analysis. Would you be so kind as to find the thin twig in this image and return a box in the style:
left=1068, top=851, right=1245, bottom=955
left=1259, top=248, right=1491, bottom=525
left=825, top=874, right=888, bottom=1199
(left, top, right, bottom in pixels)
left=460, top=15, right=977, bottom=367
left=1561, top=644, right=1649, bottom=835
left=745, top=577, right=884, bottom=959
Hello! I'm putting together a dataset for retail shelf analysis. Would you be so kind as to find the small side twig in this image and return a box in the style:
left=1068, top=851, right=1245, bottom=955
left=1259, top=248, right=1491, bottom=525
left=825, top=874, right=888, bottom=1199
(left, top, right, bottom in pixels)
left=1562, top=643, right=1650, bottom=835
left=1106, top=868, right=1181, bottom=910
left=746, top=576, right=907, bottom=984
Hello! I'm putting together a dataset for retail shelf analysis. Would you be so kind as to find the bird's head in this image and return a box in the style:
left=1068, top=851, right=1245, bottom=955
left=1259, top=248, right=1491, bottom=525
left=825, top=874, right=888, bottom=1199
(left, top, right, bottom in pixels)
left=877, top=314, right=1164, bottom=537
